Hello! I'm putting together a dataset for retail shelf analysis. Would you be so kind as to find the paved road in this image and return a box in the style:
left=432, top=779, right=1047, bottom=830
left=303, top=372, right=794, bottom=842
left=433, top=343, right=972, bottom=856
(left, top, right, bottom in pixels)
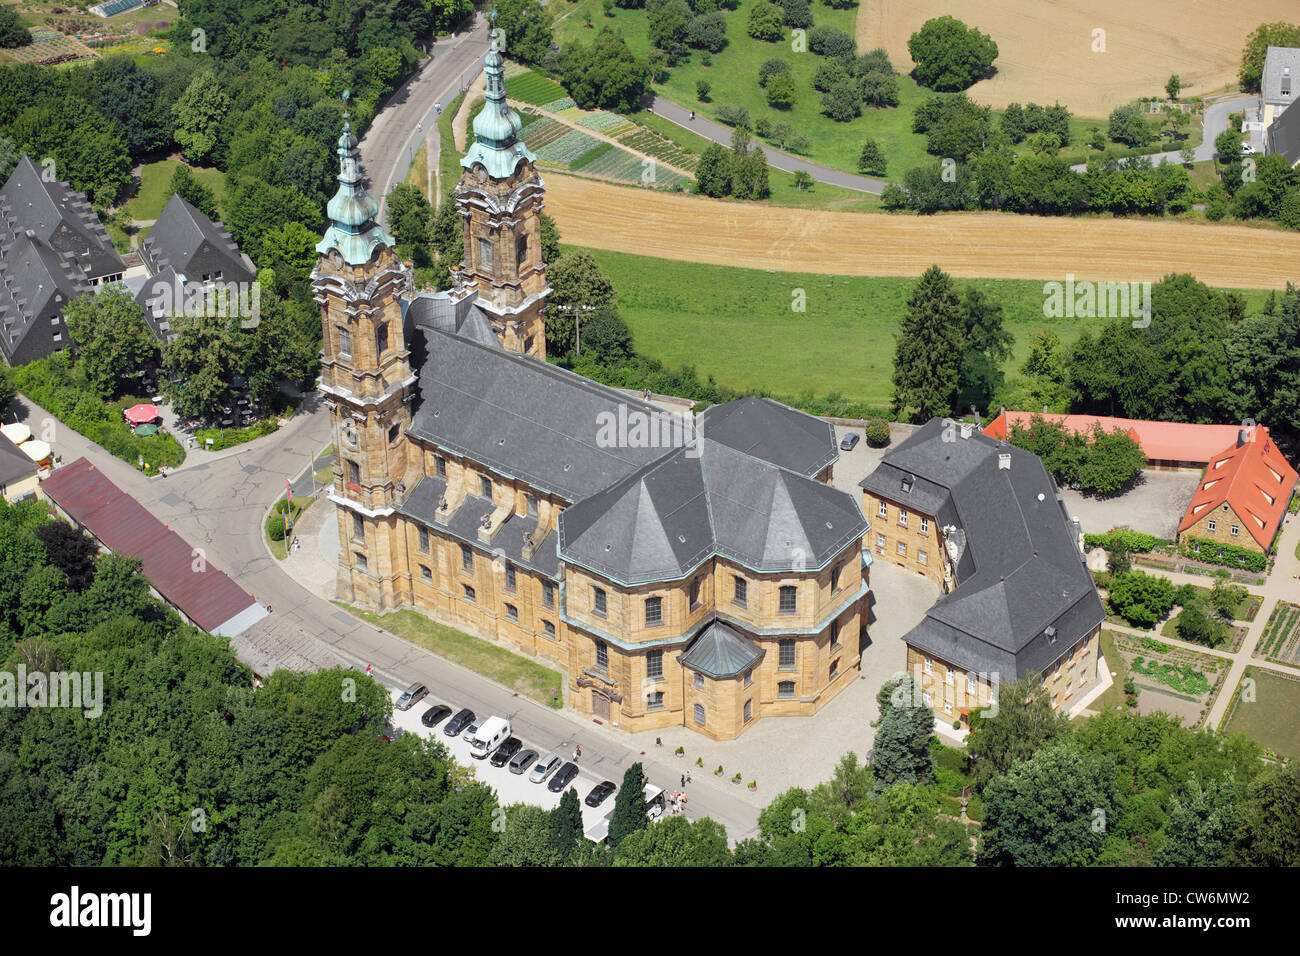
left=1069, top=95, right=1259, bottom=172
left=19, top=394, right=764, bottom=842
left=360, top=18, right=490, bottom=226
left=647, top=95, right=887, bottom=195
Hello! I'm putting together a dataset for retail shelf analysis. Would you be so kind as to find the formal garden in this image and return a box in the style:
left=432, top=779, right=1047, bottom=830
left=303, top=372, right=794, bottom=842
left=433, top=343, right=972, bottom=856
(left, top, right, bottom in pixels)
left=1254, top=601, right=1300, bottom=666
left=1103, top=630, right=1229, bottom=728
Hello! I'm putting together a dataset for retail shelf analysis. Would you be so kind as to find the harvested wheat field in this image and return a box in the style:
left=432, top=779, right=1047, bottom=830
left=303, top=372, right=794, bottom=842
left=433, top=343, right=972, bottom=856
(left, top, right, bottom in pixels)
left=857, top=0, right=1295, bottom=116
left=544, top=174, right=1300, bottom=290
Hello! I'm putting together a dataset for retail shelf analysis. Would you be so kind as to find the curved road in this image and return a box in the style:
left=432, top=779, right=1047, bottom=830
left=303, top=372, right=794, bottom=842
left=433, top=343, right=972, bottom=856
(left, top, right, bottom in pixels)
left=1069, top=95, right=1259, bottom=172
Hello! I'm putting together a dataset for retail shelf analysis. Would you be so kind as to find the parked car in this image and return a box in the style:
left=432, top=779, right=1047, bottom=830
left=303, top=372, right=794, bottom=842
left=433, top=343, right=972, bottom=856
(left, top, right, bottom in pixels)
left=469, top=716, right=511, bottom=759
left=395, top=682, right=428, bottom=711
left=444, top=708, right=475, bottom=737
left=548, top=761, right=580, bottom=792
left=529, top=752, right=562, bottom=784
left=461, top=719, right=482, bottom=742
left=508, top=748, right=538, bottom=774
left=490, top=737, right=522, bottom=767
left=1242, top=143, right=1256, bottom=154
left=585, top=780, right=617, bottom=807
left=840, top=433, right=860, bottom=451
left=420, top=704, right=452, bottom=728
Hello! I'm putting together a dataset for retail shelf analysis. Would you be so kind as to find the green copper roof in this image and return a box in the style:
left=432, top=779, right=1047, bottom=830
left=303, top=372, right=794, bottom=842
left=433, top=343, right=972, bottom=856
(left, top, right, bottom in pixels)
left=461, top=28, right=536, bottom=181
left=317, top=113, right=394, bottom=266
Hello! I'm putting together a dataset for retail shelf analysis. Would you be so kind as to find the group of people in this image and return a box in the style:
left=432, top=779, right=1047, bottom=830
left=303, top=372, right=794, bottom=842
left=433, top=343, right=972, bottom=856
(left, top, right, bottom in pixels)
left=670, top=791, right=688, bottom=815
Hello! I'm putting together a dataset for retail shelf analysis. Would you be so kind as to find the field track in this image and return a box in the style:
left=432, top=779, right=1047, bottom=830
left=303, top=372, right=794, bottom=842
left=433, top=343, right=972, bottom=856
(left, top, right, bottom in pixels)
left=543, top=174, right=1300, bottom=290
left=856, top=0, right=1300, bottom=116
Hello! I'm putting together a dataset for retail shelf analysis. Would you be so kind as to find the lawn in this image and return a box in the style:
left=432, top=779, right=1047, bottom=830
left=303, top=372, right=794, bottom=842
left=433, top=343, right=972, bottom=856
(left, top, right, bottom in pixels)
left=124, top=160, right=227, bottom=222
left=1090, top=630, right=1133, bottom=714
left=573, top=244, right=1274, bottom=406
left=337, top=604, right=564, bottom=709
left=405, top=140, right=431, bottom=200
left=554, top=0, right=935, bottom=178
left=267, top=496, right=313, bottom=561
left=1223, top=666, right=1300, bottom=759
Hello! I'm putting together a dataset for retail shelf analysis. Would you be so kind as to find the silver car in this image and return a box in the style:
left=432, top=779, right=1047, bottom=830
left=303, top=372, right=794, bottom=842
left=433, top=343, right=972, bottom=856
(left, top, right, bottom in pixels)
left=529, top=752, right=562, bottom=784
left=461, top=719, right=482, bottom=742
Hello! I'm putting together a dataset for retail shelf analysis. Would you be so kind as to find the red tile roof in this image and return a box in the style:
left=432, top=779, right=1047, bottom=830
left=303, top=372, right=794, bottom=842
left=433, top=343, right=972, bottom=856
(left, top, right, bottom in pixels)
left=40, top=458, right=259, bottom=632
left=1178, top=428, right=1298, bottom=549
left=984, top=411, right=1247, bottom=465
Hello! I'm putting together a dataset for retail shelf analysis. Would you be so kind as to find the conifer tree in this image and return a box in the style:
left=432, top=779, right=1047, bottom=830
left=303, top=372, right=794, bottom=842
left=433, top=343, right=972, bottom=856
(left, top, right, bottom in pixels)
left=891, top=265, right=963, bottom=422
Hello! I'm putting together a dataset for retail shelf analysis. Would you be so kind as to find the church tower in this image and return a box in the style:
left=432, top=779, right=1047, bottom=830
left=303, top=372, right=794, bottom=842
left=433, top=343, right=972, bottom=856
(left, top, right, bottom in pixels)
left=314, top=108, right=414, bottom=610
left=455, top=27, right=549, bottom=359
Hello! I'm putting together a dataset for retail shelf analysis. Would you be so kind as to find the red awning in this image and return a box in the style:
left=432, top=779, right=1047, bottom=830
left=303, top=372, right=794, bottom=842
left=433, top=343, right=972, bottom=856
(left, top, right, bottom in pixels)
left=124, top=403, right=161, bottom=425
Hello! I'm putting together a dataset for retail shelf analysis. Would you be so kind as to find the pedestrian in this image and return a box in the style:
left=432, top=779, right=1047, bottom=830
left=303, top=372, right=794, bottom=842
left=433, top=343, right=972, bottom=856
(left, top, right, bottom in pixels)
left=365, top=663, right=372, bottom=676
left=680, top=773, right=686, bottom=788
left=690, top=110, right=695, bottom=121
left=686, top=770, right=691, bottom=784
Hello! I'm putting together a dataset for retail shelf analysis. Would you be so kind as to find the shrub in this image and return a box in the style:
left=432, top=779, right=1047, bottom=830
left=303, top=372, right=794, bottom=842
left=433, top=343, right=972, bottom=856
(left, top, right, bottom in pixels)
left=696, top=79, right=711, bottom=101
left=1107, top=570, right=1176, bottom=628
left=821, top=81, right=861, bottom=122
left=864, top=418, right=890, bottom=445
left=686, top=11, right=727, bottom=52
left=812, top=59, right=849, bottom=92
left=779, top=0, right=813, bottom=28
left=758, top=57, right=791, bottom=87
left=747, top=1, right=785, bottom=42
left=765, top=71, right=796, bottom=109
left=266, top=512, right=287, bottom=542
left=857, top=139, right=887, bottom=176
left=1185, top=538, right=1267, bottom=572
left=1083, top=530, right=1160, bottom=553
left=808, top=24, right=855, bottom=58
left=716, top=104, right=752, bottom=128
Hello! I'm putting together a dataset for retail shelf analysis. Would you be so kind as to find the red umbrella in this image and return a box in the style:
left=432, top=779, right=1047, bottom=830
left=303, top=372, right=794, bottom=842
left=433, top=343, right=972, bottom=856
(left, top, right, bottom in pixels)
left=124, top=403, right=161, bottom=425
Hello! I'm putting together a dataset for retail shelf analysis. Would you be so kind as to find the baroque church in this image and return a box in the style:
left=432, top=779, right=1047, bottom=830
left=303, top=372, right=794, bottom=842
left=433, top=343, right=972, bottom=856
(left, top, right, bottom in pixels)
left=312, top=33, right=873, bottom=739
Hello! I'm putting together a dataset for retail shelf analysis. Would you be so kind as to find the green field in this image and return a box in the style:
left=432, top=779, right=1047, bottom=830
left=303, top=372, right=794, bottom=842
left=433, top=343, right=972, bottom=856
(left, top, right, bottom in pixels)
left=505, top=68, right=568, bottom=106
left=555, top=0, right=936, bottom=177
left=124, top=160, right=227, bottom=222
left=338, top=604, right=564, bottom=709
left=573, top=245, right=1272, bottom=405
left=1223, top=667, right=1300, bottom=759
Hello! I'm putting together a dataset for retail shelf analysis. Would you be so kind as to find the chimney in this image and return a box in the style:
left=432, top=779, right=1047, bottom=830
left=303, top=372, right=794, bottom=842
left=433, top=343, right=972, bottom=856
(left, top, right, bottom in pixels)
left=998, top=453, right=1011, bottom=470
left=959, top=423, right=973, bottom=440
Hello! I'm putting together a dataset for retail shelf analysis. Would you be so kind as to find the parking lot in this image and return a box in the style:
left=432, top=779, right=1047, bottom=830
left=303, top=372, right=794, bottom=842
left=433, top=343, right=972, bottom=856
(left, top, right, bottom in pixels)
left=386, top=687, right=671, bottom=835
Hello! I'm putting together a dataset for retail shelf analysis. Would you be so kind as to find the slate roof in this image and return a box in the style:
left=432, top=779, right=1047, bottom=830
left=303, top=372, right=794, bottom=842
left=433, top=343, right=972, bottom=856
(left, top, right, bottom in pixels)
left=397, top=472, right=560, bottom=580
left=861, top=418, right=1105, bottom=680
left=139, top=193, right=255, bottom=284
left=1178, top=426, right=1298, bottom=549
left=406, top=313, right=670, bottom=502
left=404, top=291, right=499, bottom=350
left=1263, top=45, right=1300, bottom=106
left=698, top=395, right=838, bottom=477
left=1266, top=97, right=1300, bottom=165
left=40, top=458, right=263, bottom=634
left=0, top=155, right=124, bottom=282
left=679, top=619, right=765, bottom=679
left=0, top=431, right=38, bottom=488
left=0, top=228, right=87, bottom=364
left=558, top=438, right=868, bottom=585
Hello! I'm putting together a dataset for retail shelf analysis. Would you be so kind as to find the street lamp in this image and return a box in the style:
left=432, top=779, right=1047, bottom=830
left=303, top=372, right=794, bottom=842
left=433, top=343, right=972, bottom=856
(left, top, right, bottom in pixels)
left=551, top=304, right=597, bottom=354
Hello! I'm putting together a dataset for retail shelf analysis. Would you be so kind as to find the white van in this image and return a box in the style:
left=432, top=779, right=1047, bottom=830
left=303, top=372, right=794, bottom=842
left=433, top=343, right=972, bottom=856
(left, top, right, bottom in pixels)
left=468, top=716, right=511, bottom=759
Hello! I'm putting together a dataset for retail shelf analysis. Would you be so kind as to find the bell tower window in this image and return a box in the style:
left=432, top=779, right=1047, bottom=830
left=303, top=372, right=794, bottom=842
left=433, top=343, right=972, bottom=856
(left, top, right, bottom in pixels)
left=516, top=234, right=527, bottom=268
left=338, top=326, right=352, bottom=357
left=375, top=322, right=388, bottom=357
left=478, top=237, right=493, bottom=271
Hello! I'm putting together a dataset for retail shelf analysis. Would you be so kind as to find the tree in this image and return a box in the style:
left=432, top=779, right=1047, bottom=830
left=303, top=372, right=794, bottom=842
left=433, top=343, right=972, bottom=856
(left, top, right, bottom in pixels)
left=494, top=0, right=555, bottom=66
left=613, top=814, right=731, bottom=865
left=965, top=676, right=1070, bottom=790
left=1107, top=570, right=1177, bottom=629
left=891, top=265, right=963, bottom=422
left=807, top=25, right=854, bottom=59
left=1076, top=425, right=1145, bottom=495
left=792, top=169, right=813, bottom=190
left=695, top=142, right=733, bottom=197
left=169, top=166, right=218, bottom=220
left=746, top=1, right=785, bottom=42
left=0, top=5, right=31, bottom=48
left=546, top=251, right=617, bottom=355
left=1153, top=772, right=1242, bottom=867
left=765, top=71, right=795, bottom=109
left=608, top=762, right=648, bottom=848
left=539, top=212, right=561, bottom=262
left=258, top=221, right=321, bottom=280
left=8, top=99, right=131, bottom=207
left=979, top=742, right=1118, bottom=866
left=1001, top=102, right=1025, bottom=143
left=1239, top=22, right=1300, bottom=92
left=161, top=314, right=244, bottom=422
left=488, top=804, right=561, bottom=866
left=551, top=788, right=584, bottom=858
left=387, top=182, right=434, bottom=251
left=907, top=16, right=998, bottom=92
left=648, top=0, right=693, bottom=61
left=1227, top=763, right=1300, bottom=866
left=1107, top=103, right=1152, bottom=147
left=821, top=81, right=861, bottom=122
left=696, top=79, right=712, bottom=102
left=758, top=57, right=790, bottom=87
left=172, top=72, right=230, bottom=164
left=686, top=11, right=727, bottom=52
left=560, top=27, right=651, bottom=112
left=857, top=69, right=899, bottom=108
left=871, top=678, right=935, bottom=792
left=581, top=306, right=635, bottom=363
left=857, top=139, right=886, bottom=176
left=0, top=367, right=15, bottom=415
left=778, top=0, right=812, bottom=28
left=34, top=522, right=98, bottom=592
left=957, top=287, right=1013, bottom=411
left=63, top=288, right=159, bottom=399
left=1165, top=74, right=1181, bottom=101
